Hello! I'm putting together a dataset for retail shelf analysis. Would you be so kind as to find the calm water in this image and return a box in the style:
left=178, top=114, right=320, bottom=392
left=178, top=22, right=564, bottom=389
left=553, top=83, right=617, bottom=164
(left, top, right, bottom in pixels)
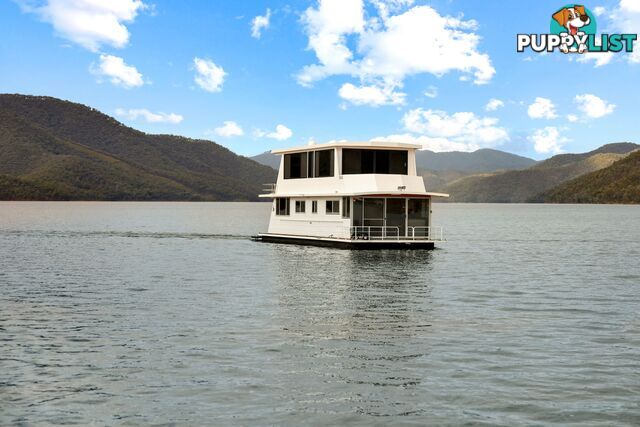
left=1, top=202, right=639, bottom=426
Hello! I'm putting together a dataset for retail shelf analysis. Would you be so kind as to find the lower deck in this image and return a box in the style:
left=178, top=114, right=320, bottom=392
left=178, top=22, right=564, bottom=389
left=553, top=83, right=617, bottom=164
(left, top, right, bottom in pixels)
left=264, top=195, right=444, bottom=247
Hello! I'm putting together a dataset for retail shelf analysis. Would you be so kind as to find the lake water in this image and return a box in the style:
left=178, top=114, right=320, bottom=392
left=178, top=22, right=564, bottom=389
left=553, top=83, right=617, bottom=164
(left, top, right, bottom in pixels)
left=1, top=202, right=639, bottom=425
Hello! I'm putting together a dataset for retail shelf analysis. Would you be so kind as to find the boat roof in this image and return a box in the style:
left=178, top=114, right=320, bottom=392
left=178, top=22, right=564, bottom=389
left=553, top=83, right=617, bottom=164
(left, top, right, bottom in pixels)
left=271, top=140, right=421, bottom=155
left=259, top=191, right=449, bottom=198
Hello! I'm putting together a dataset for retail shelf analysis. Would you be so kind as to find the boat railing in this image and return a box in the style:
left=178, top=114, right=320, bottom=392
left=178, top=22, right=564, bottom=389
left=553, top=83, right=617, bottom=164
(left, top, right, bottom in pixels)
left=262, top=183, right=277, bottom=193
left=408, top=226, right=444, bottom=241
left=350, top=226, right=400, bottom=240
left=348, top=226, right=445, bottom=241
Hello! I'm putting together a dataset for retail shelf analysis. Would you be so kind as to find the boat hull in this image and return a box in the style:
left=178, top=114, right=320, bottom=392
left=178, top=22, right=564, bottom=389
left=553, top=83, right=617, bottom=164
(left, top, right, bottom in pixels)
left=254, top=233, right=436, bottom=250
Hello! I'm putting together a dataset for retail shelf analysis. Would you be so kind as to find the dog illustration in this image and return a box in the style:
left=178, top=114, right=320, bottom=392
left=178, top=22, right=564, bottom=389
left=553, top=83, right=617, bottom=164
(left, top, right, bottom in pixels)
left=552, top=5, right=590, bottom=53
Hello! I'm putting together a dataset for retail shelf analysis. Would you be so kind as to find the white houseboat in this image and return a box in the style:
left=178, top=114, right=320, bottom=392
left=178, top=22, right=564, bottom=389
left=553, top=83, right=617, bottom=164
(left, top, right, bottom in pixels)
left=256, top=141, right=448, bottom=249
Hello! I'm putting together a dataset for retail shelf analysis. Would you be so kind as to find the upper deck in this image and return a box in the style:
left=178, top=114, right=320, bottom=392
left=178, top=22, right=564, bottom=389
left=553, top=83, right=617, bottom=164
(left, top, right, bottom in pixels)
left=261, top=141, right=448, bottom=198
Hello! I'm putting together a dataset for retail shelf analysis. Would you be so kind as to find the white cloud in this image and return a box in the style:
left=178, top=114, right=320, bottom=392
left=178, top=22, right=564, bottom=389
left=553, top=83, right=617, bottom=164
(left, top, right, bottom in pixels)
left=193, top=57, right=226, bottom=93
left=268, top=124, right=293, bottom=140
left=375, top=108, right=509, bottom=152
left=90, top=54, right=144, bottom=88
left=485, top=98, right=504, bottom=111
left=620, top=0, right=640, bottom=13
left=251, top=8, right=271, bottom=39
left=338, top=82, right=405, bottom=106
left=528, top=127, right=569, bottom=154
left=255, top=124, right=293, bottom=141
left=115, top=108, right=183, bottom=124
left=213, top=121, right=244, bottom=137
left=424, top=85, right=438, bottom=98
left=591, top=1, right=640, bottom=64
left=297, top=1, right=495, bottom=105
left=574, top=94, right=616, bottom=118
left=527, top=97, right=558, bottom=119
left=18, top=0, right=147, bottom=52
left=567, top=114, right=579, bottom=122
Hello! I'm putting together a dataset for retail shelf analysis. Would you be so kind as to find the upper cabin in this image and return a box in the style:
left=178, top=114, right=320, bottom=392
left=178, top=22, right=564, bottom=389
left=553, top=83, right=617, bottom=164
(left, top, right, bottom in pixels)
left=263, top=141, right=435, bottom=197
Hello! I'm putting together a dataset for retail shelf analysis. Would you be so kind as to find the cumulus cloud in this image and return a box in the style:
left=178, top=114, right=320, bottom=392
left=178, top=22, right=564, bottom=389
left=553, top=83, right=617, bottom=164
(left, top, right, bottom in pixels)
left=255, top=124, right=293, bottom=141
left=193, top=57, right=226, bottom=93
left=592, top=6, right=607, bottom=16
left=574, top=94, right=616, bottom=118
left=251, top=8, right=271, bottom=38
left=338, top=82, right=406, bottom=106
left=527, top=97, right=558, bottom=119
left=567, top=114, right=579, bottom=122
left=296, top=0, right=495, bottom=106
left=375, top=108, right=508, bottom=152
left=90, top=54, right=144, bottom=88
left=485, top=98, right=504, bottom=111
left=18, top=0, right=147, bottom=52
left=214, top=121, right=244, bottom=137
left=115, top=108, right=183, bottom=124
left=528, top=127, right=569, bottom=154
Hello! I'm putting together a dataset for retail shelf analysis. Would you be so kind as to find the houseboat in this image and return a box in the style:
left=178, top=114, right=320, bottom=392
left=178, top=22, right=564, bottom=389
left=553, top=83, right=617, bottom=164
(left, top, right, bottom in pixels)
left=256, top=141, right=448, bottom=249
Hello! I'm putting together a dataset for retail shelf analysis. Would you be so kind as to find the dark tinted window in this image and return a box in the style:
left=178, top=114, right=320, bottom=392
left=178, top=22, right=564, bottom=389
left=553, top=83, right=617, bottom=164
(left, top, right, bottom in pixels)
left=342, top=149, right=407, bottom=175
left=314, top=149, right=334, bottom=177
left=284, top=152, right=308, bottom=179
left=276, top=198, right=289, bottom=215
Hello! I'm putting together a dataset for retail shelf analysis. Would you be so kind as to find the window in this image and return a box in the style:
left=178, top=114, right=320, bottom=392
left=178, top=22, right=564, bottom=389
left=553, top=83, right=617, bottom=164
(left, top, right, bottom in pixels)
left=342, top=149, right=408, bottom=175
left=326, top=200, right=340, bottom=215
left=275, top=198, right=290, bottom=215
left=284, top=152, right=308, bottom=179
left=311, top=200, right=318, bottom=214
left=342, top=197, right=350, bottom=218
left=284, top=149, right=334, bottom=179
left=295, top=200, right=305, bottom=213
left=314, top=149, right=334, bottom=177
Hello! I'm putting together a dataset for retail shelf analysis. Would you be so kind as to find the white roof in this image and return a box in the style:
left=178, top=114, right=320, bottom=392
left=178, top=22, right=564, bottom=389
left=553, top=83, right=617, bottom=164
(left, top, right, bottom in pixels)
left=271, top=140, right=421, bottom=154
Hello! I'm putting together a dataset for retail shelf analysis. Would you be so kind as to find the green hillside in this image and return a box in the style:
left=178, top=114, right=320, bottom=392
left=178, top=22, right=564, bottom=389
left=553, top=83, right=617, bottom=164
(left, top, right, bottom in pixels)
left=0, top=94, right=276, bottom=201
left=535, top=150, right=640, bottom=203
left=443, top=143, right=638, bottom=202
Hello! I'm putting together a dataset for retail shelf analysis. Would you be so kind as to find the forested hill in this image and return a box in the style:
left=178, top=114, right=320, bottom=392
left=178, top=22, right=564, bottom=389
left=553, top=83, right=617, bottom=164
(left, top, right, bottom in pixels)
left=535, top=150, right=640, bottom=204
left=0, top=94, right=276, bottom=201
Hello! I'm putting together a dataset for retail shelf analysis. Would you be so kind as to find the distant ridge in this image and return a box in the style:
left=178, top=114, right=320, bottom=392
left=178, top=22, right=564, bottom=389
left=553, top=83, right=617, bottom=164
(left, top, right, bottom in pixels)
left=250, top=151, right=280, bottom=169
left=415, top=148, right=536, bottom=173
left=443, top=143, right=639, bottom=202
left=0, top=94, right=276, bottom=201
left=535, top=150, right=640, bottom=203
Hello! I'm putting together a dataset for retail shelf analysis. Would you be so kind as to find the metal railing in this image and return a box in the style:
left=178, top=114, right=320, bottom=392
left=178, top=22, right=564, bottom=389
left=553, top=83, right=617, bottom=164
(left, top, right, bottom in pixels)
left=408, top=226, right=444, bottom=241
left=350, top=226, right=400, bottom=240
left=349, top=226, right=445, bottom=241
left=262, top=183, right=277, bottom=193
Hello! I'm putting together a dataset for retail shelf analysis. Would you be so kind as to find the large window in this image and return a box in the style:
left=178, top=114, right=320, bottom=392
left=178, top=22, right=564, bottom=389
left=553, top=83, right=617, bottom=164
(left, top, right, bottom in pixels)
left=284, top=152, right=308, bottom=179
left=342, top=149, right=407, bottom=175
left=295, top=200, right=305, bottom=213
left=284, top=149, right=335, bottom=179
left=326, top=200, right=340, bottom=215
left=275, top=198, right=290, bottom=215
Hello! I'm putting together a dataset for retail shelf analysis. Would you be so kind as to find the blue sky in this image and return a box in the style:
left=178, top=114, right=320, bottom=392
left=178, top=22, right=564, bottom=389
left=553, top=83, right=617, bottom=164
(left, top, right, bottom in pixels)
left=1, top=0, right=639, bottom=159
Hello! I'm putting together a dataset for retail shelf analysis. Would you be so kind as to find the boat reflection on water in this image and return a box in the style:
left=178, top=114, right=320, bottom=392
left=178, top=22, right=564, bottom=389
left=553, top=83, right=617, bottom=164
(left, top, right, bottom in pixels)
left=270, top=246, right=437, bottom=417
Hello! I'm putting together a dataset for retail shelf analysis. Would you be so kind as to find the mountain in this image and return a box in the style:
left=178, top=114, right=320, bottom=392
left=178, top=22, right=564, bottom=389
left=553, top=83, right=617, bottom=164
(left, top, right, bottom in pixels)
left=535, top=150, right=640, bottom=203
left=416, top=148, right=536, bottom=173
left=443, top=143, right=639, bottom=202
left=251, top=151, right=280, bottom=169
left=0, top=94, right=276, bottom=201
